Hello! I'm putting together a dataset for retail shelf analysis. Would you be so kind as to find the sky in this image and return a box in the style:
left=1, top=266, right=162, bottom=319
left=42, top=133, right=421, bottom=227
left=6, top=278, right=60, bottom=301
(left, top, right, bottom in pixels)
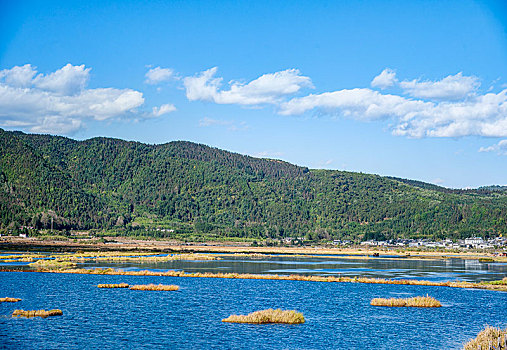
left=0, top=0, right=506, bottom=188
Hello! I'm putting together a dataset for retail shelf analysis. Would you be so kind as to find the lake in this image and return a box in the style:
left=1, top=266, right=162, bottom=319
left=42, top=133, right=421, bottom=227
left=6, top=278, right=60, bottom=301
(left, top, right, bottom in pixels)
left=1, top=254, right=506, bottom=349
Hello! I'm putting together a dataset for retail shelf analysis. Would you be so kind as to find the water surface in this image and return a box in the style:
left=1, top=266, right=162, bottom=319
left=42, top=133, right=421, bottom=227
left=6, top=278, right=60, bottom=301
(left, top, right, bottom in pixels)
left=0, top=271, right=506, bottom=349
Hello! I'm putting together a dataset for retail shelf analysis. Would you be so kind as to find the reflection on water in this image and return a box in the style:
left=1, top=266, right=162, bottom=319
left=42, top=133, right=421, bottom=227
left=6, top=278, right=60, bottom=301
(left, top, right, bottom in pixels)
left=1, top=252, right=506, bottom=282
left=75, top=256, right=507, bottom=282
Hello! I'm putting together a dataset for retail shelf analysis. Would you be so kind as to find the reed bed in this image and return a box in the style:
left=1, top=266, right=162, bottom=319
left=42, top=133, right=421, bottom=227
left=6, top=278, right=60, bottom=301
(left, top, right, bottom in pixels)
left=12, top=309, right=63, bottom=318
left=487, top=277, right=507, bottom=286
left=0, top=254, right=46, bottom=260
left=129, top=283, right=179, bottom=291
left=97, top=283, right=129, bottom=288
left=28, top=259, right=76, bottom=269
left=370, top=295, right=442, bottom=307
left=45, top=253, right=219, bottom=263
left=222, top=308, right=305, bottom=324
left=0, top=297, right=21, bottom=302
left=27, top=267, right=507, bottom=292
left=463, top=326, right=507, bottom=350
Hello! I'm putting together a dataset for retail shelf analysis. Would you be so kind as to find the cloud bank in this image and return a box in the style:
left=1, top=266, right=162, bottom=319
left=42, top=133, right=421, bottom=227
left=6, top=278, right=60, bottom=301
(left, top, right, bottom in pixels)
left=279, top=69, right=507, bottom=138
left=186, top=67, right=506, bottom=139
left=0, top=64, right=147, bottom=134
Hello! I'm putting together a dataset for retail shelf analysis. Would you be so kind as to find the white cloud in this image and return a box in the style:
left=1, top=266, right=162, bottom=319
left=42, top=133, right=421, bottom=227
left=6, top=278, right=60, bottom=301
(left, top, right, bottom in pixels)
left=252, top=150, right=284, bottom=158
left=432, top=178, right=445, bottom=185
left=479, top=139, right=507, bottom=155
left=0, top=64, right=37, bottom=87
left=279, top=88, right=429, bottom=120
left=198, top=117, right=229, bottom=127
left=400, top=72, right=480, bottom=101
left=371, top=68, right=397, bottom=89
left=279, top=77, right=507, bottom=138
left=0, top=64, right=145, bottom=134
left=34, top=63, right=90, bottom=95
left=145, top=67, right=174, bottom=84
left=198, top=117, right=249, bottom=131
left=181, top=67, right=507, bottom=139
left=152, top=103, right=176, bottom=117
left=30, top=116, right=83, bottom=135
left=184, top=67, right=313, bottom=105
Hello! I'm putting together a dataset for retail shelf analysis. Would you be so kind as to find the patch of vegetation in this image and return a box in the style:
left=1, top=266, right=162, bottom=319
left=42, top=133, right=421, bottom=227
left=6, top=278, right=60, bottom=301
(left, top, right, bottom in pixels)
left=28, top=259, right=76, bottom=269
left=0, top=297, right=21, bottom=302
left=97, top=283, right=129, bottom=288
left=2, top=128, right=507, bottom=241
left=129, top=284, right=179, bottom=291
left=222, top=308, right=305, bottom=324
left=463, top=326, right=507, bottom=350
left=370, top=295, right=441, bottom=307
left=12, top=309, right=63, bottom=318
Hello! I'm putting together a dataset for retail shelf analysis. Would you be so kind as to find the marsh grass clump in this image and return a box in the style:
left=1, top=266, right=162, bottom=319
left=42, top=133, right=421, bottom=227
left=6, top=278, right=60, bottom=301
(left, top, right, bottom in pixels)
left=129, top=284, right=179, bottom=291
left=97, top=283, right=129, bottom=288
left=463, top=326, right=507, bottom=350
left=12, top=309, right=63, bottom=318
left=28, top=259, right=76, bottom=269
left=222, top=308, right=305, bottom=324
left=0, top=297, right=21, bottom=302
left=486, top=277, right=507, bottom=286
left=370, top=295, right=441, bottom=308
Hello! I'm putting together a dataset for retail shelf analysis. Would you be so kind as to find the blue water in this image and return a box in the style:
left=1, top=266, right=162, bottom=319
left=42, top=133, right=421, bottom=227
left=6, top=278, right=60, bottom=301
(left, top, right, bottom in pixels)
left=1, top=271, right=506, bottom=349
left=3, top=253, right=507, bottom=282
left=71, top=256, right=507, bottom=282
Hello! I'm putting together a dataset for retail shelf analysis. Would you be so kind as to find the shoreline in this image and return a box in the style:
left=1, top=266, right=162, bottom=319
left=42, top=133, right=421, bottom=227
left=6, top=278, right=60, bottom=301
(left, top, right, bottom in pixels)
left=1, top=236, right=506, bottom=262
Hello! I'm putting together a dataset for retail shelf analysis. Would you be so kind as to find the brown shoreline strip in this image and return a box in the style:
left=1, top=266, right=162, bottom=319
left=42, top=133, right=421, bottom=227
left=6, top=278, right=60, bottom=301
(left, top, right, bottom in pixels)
left=12, top=268, right=507, bottom=292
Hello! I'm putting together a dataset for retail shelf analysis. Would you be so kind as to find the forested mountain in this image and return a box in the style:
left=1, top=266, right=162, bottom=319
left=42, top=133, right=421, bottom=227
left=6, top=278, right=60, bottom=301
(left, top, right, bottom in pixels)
left=1, top=128, right=506, bottom=241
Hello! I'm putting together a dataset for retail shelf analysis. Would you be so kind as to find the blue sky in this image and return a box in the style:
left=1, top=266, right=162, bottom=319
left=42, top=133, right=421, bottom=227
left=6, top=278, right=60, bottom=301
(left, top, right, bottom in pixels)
left=1, top=0, right=506, bottom=188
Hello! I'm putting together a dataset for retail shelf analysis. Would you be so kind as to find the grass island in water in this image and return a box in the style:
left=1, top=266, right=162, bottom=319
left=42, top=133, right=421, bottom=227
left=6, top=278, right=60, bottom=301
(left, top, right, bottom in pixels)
left=222, top=308, right=305, bottom=324
left=97, top=283, right=129, bottom=288
left=0, top=297, right=21, bottom=302
left=370, top=295, right=442, bottom=307
left=12, top=309, right=63, bottom=318
left=129, top=283, right=179, bottom=291
left=463, top=326, right=507, bottom=350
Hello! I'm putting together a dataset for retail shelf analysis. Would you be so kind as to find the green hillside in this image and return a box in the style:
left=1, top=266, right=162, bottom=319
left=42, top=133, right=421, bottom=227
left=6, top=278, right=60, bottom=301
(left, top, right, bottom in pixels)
left=1, top=128, right=506, bottom=241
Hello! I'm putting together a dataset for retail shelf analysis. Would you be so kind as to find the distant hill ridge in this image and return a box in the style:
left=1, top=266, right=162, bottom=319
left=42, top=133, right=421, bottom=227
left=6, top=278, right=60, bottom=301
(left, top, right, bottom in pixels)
left=1, top=128, right=506, bottom=240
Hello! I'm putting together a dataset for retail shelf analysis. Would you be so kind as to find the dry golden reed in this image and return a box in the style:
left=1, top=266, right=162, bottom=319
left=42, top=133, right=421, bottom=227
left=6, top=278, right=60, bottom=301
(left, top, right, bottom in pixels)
left=28, top=259, right=76, bottom=269
left=97, top=283, right=129, bottom=288
left=46, top=252, right=219, bottom=263
left=222, top=308, right=305, bottom=324
left=0, top=297, right=21, bottom=302
left=12, top=309, right=63, bottom=318
left=129, top=283, right=179, bottom=291
left=28, top=267, right=507, bottom=292
left=370, top=295, right=442, bottom=307
left=463, top=326, right=507, bottom=350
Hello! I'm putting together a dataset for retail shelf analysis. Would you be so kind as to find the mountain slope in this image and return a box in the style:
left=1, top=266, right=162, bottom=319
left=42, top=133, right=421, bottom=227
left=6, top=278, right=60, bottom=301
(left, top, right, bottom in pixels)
left=1, top=128, right=506, bottom=240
